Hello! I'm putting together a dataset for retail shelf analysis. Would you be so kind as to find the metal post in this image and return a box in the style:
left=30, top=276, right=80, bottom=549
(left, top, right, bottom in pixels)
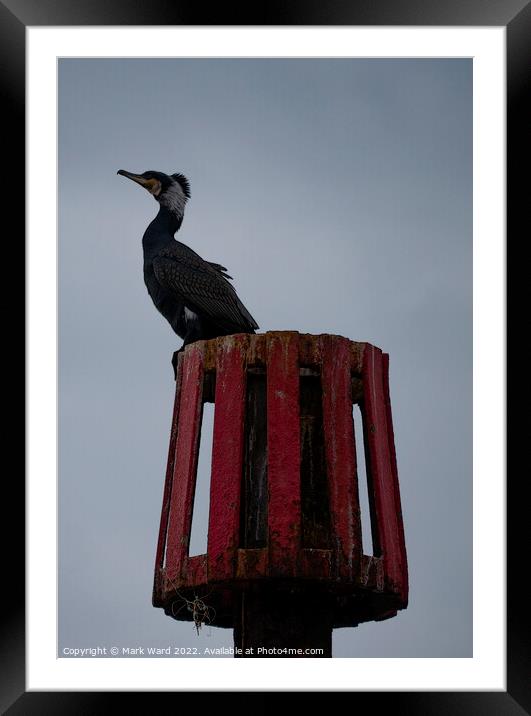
left=234, top=587, right=333, bottom=658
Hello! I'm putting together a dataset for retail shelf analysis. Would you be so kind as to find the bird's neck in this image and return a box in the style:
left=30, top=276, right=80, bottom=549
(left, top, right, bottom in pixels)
left=142, top=206, right=183, bottom=252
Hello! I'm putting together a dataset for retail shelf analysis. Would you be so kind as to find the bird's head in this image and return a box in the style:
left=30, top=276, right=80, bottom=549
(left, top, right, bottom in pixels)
left=117, top=169, right=191, bottom=217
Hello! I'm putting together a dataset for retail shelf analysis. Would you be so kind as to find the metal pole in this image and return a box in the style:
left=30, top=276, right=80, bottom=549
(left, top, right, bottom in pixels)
left=234, top=587, right=333, bottom=658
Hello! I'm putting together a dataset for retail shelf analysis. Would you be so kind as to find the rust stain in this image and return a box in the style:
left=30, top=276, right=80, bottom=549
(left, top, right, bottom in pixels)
left=154, top=332, right=408, bottom=629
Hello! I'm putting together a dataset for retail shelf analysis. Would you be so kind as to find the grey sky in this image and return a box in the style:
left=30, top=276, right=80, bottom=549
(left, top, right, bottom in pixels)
left=59, top=58, right=471, bottom=658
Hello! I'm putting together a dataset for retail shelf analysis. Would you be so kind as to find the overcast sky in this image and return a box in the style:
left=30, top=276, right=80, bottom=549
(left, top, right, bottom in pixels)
left=58, top=58, right=472, bottom=658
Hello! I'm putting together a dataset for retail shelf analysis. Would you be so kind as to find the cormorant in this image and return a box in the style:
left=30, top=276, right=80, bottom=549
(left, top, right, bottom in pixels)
left=117, top=169, right=259, bottom=374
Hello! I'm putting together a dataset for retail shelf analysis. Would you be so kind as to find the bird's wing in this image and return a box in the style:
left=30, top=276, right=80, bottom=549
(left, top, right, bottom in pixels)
left=153, top=243, right=259, bottom=332
left=207, top=261, right=233, bottom=280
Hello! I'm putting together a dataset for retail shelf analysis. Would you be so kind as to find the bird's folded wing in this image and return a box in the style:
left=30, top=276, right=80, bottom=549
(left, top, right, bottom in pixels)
left=207, top=261, right=233, bottom=280
left=152, top=249, right=258, bottom=332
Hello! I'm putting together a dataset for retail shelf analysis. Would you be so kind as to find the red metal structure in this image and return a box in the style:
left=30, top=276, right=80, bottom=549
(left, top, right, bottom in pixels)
left=153, top=331, right=408, bottom=655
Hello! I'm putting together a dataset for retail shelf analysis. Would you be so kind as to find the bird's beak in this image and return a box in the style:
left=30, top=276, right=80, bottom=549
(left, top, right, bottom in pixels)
left=117, top=169, right=148, bottom=187
left=117, top=169, right=161, bottom=195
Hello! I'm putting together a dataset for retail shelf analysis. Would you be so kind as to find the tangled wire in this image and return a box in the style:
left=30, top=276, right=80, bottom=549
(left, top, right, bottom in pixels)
left=166, top=575, right=216, bottom=635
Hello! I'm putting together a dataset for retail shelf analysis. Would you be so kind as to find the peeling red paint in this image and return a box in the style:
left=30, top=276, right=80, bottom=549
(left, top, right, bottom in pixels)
left=153, top=332, right=408, bottom=629
left=236, top=548, right=268, bottom=579
left=267, top=332, right=301, bottom=578
left=152, top=354, right=184, bottom=606
left=361, top=345, right=408, bottom=599
left=382, top=353, right=409, bottom=605
left=164, top=343, right=204, bottom=584
left=321, top=335, right=363, bottom=581
left=207, top=335, right=247, bottom=582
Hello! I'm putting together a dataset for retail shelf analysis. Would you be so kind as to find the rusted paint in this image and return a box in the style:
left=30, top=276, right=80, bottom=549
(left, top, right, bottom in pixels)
left=161, top=567, right=180, bottom=596
left=359, top=554, right=385, bottom=591
left=300, top=548, right=333, bottom=580
left=164, top=343, right=205, bottom=584
left=154, top=332, right=408, bottom=632
left=350, top=341, right=366, bottom=375
left=351, top=376, right=364, bottom=404
left=298, top=332, right=322, bottom=368
left=321, top=335, right=362, bottom=581
left=382, top=353, right=408, bottom=606
left=361, top=345, right=405, bottom=596
left=153, top=353, right=184, bottom=606
left=203, top=337, right=218, bottom=372
left=183, top=554, right=208, bottom=588
left=245, top=332, right=267, bottom=368
left=266, top=332, right=301, bottom=577
left=207, top=334, right=248, bottom=581
left=236, top=548, right=268, bottom=579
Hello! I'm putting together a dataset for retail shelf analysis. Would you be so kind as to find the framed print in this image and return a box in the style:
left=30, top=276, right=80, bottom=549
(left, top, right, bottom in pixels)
left=7, top=0, right=527, bottom=711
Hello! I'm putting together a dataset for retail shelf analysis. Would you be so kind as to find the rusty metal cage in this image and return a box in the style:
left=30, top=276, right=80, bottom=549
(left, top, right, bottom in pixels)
left=153, top=331, right=408, bottom=629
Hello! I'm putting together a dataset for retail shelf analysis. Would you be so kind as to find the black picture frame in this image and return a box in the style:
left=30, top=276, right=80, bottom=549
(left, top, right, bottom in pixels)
left=8, top=0, right=525, bottom=712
